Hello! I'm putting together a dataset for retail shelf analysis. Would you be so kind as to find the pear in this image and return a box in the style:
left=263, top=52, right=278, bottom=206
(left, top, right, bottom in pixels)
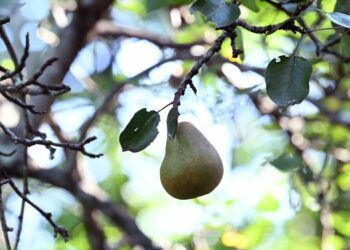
left=160, top=122, right=223, bottom=199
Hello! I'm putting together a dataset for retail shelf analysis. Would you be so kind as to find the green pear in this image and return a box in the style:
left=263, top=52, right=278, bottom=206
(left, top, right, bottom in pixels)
left=160, top=122, right=223, bottom=199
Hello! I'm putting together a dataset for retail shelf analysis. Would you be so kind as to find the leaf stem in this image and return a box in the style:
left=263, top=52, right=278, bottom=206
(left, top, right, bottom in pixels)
left=157, top=101, right=174, bottom=113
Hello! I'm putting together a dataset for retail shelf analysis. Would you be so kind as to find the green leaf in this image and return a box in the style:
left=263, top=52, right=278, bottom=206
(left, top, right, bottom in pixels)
left=335, top=0, right=350, bottom=15
left=265, top=55, right=312, bottom=107
left=327, top=12, right=350, bottom=29
left=119, top=108, right=160, bottom=152
left=298, top=166, right=314, bottom=183
left=270, top=154, right=302, bottom=172
left=146, top=0, right=164, bottom=11
left=166, top=107, right=179, bottom=140
left=190, top=0, right=222, bottom=16
left=210, top=3, right=241, bottom=28
left=240, top=0, right=259, bottom=12
left=190, top=0, right=240, bottom=28
left=146, top=0, right=193, bottom=11
left=340, top=34, right=350, bottom=73
left=236, top=27, right=244, bottom=60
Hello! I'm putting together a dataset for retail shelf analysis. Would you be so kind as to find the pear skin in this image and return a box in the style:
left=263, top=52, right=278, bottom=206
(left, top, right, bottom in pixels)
left=160, top=122, right=223, bottom=199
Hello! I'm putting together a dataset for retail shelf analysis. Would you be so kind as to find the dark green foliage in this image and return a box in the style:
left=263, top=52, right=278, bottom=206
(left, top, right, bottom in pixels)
left=119, top=108, right=160, bottom=152
left=271, top=154, right=302, bottom=172
left=266, top=55, right=312, bottom=107
left=166, top=107, right=179, bottom=140
left=190, top=0, right=240, bottom=28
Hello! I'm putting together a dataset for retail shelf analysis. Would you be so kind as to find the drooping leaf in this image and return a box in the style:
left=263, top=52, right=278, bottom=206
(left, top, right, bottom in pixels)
left=190, top=0, right=240, bottom=28
left=265, top=55, right=312, bottom=106
left=240, top=0, right=259, bottom=12
left=166, top=107, right=179, bottom=140
left=211, top=3, right=240, bottom=28
left=270, top=154, right=302, bottom=172
left=119, top=108, right=160, bottom=152
left=327, top=12, right=350, bottom=29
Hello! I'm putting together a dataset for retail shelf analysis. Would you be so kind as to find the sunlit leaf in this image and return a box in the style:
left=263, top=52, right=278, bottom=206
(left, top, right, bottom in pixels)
left=0, top=58, right=15, bottom=71
left=327, top=12, right=350, bottom=29
left=266, top=55, right=312, bottom=107
left=240, top=0, right=259, bottom=12
left=119, top=108, right=160, bottom=152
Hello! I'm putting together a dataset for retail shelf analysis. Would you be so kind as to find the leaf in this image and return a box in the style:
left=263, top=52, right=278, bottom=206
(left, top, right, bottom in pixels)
left=265, top=55, right=312, bottom=107
left=166, top=107, right=179, bottom=140
left=270, top=154, right=302, bottom=172
left=340, top=34, right=350, bottom=73
left=210, top=3, right=241, bottom=28
left=327, top=12, right=350, bottom=29
left=236, top=27, right=244, bottom=61
left=146, top=0, right=164, bottom=11
left=190, top=0, right=222, bottom=16
left=190, top=0, right=240, bottom=28
left=119, top=108, right=160, bottom=152
left=240, top=0, right=259, bottom=12
left=334, top=0, right=350, bottom=15
left=146, top=0, right=193, bottom=12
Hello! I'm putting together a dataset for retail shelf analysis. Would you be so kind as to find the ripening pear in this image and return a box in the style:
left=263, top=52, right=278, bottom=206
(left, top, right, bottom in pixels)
left=160, top=122, right=223, bottom=199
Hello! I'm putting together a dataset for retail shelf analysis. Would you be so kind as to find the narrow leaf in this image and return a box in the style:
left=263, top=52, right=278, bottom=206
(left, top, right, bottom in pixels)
left=327, top=12, right=350, bottom=29
left=270, top=154, right=302, bottom=172
left=266, top=55, right=312, bottom=107
left=119, top=108, right=160, bottom=152
left=166, top=108, right=179, bottom=140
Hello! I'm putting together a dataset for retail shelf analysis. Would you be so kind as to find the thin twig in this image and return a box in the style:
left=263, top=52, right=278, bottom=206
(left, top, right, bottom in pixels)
left=0, top=122, right=102, bottom=158
left=0, top=26, right=19, bottom=71
left=0, top=33, right=30, bottom=81
left=0, top=150, right=16, bottom=157
left=0, top=185, right=12, bottom=250
left=3, top=171, right=69, bottom=241
left=0, top=17, right=10, bottom=26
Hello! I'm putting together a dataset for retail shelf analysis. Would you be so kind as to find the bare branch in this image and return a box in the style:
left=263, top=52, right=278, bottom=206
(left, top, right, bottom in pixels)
left=0, top=122, right=103, bottom=158
left=0, top=185, right=12, bottom=250
left=91, top=20, right=206, bottom=49
left=2, top=172, right=69, bottom=241
left=0, top=17, right=10, bottom=26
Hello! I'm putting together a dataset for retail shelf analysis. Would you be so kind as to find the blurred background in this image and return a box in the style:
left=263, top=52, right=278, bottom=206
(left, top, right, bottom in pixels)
left=0, top=0, right=350, bottom=249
